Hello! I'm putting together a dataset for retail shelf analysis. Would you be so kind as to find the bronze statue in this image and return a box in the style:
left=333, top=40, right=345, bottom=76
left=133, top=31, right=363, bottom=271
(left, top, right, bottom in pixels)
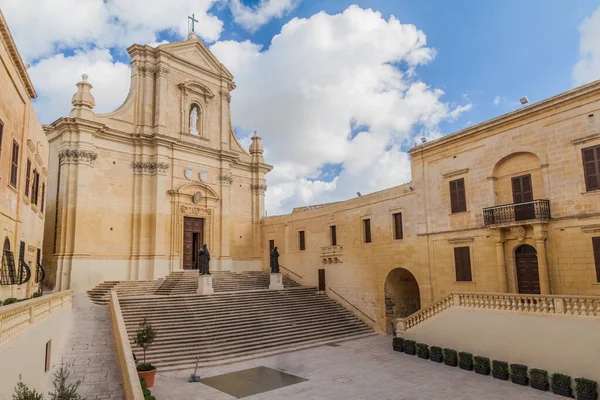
left=270, top=247, right=280, bottom=273
left=198, top=244, right=211, bottom=275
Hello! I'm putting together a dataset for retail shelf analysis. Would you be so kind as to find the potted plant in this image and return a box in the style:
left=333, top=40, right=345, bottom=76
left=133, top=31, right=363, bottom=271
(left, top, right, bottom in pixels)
left=134, top=317, right=157, bottom=388
left=510, top=364, right=529, bottom=386
left=403, top=340, right=416, bottom=355
left=575, top=378, right=598, bottom=400
left=416, top=343, right=429, bottom=359
left=392, top=337, right=404, bottom=352
left=473, top=356, right=490, bottom=375
left=492, top=360, right=509, bottom=381
left=430, top=346, right=443, bottom=363
left=458, top=352, right=473, bottom=371
left=551, top=373, right=573, bottom=398
left=530, top=368, right=549, bottom=391
left=443, top=348, right=457, bottom=367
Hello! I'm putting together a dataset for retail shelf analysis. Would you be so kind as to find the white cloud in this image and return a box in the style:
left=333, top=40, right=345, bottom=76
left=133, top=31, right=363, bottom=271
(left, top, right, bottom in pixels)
left=493, top=95, right=502, bottom=106
left=28, top=49, right=131, bottom=123
left=229, top=0, right=299, bottom=33
left=212, top=6, right=471, bottom=215
left=0, top=0, right=222, bottom=61
left=573, top=6, right=600, bottom=86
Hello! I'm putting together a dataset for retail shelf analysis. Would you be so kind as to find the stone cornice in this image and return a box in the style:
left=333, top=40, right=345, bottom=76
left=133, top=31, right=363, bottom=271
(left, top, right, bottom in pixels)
left=251, top=184, right=267, bottom=194
left=0, top=11, right=36, bottom=98
left=58, top=149, right=98, bottom=166
left=443, top=168, right=469, bottom=179
left=219, top=174, right=233, bottom=185
left=132, top=161, right=169, bottom=175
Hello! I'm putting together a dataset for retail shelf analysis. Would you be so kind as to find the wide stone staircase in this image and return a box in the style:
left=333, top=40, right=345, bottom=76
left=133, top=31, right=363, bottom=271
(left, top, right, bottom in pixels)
left=120, top=287, right=374, bottom=370
left=87, top=279, right=163, bottom=305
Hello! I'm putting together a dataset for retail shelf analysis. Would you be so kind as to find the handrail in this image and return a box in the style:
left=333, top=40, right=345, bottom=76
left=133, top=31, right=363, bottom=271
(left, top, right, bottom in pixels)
left=327, top=287, right=376, bottom=324
left=279, top=265, right=303, bottom=280
left=482, top=198, right=549, bottom=210
left=110, top=290, right=144, bottom=400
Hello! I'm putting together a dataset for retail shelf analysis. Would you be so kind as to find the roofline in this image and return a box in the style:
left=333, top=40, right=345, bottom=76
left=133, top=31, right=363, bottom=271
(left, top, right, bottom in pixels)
left=410, top=79, right=600, bottom=155
left=0, top=10, right=36, bottom=99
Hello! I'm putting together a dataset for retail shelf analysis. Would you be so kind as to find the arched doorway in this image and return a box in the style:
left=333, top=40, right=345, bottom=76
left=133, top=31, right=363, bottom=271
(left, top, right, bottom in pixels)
left=384, top=268, right=420, bottom=335
left=515, top=245, right=540, bottom=294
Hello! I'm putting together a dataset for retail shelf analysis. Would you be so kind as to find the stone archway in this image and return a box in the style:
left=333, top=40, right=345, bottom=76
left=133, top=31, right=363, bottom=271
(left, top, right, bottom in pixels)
left=384, top=268, right=421, bottom=335
left=515, top=244, right=540, bottom=294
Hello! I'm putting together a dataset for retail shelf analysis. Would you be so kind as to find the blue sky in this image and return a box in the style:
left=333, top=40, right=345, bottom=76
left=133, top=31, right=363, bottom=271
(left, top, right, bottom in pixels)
left=3, top=0, right=600, bottom=214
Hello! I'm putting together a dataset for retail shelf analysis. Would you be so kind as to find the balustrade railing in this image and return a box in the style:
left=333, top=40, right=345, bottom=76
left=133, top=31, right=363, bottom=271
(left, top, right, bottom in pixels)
left=320, top=245, right=343, bottom=264
left=483, top=199, right=551, bottom=226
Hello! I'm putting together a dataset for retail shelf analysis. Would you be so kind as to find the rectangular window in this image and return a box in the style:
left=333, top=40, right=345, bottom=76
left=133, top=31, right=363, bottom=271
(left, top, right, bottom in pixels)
left=582, top=145, right=600, bottom=191
left=269, top=239, right=275, bottom=252
left=0, top=120, right=3, bottom=159
left=25, top=159, right=31, bottom=197
left=593, top=237, right=600, bottom=282
left=363, top=218, right=372, bottom=243
left=330, top=225, right=337, bottom=246
left=299, top=231, right=305, bottom=251
left=45, top=340, right=52, bottom=372
left=454, top=246, right=472, bottom=282
left=32, top=169, right=39, bottom=205
left=449, top=178, right=467, bottom=213
left=41, top=182, right=45, bottom=210
left=393, top=212, right=403, bottom=240
left=10, top=141, right=19, bottom=188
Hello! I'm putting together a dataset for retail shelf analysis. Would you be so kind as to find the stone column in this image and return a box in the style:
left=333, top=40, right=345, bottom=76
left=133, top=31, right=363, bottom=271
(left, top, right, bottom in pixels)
left=534, top=225, right=550, bottom=294
left=493, top=229, right=508, bottom=293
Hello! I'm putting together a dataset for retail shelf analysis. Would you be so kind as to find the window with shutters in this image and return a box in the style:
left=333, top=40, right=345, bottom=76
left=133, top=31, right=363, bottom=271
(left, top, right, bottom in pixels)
left=10, top=141, right=19, bottom=188
left=449, top=178, right=467, bottom=213
left=454, top=246, right=472, bottom=282
left=330, top=225, right=337, bottom=246
left=593, top=237, right=600, bottom=282
left=298, top=231, right=306, bottom=251
left=25, top=159, right=31, bottom=197
left=582, top=145, right=600, bottom=191
left=32, top=169, right=39, bottom=205
left=393, top=213, right=403, bottom=240
left=41, top=182, right=46, bottom=211
left=363, top=218, right=372, bottom=243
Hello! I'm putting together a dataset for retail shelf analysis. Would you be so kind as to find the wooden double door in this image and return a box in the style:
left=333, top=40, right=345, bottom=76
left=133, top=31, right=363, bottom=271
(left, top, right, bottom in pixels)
left=183, top=217, right=204, bottom=270
left=512, top=174, right=535, bottom=221
left=515, top=245, right=540, bottom=294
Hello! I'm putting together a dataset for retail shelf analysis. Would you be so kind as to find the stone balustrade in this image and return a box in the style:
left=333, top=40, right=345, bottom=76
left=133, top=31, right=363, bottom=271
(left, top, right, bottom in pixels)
left=397, top=292, right=600, bottom=332
left=320, top=245, right=343, bottom=264
left=0, top=290, right=73, bottom=345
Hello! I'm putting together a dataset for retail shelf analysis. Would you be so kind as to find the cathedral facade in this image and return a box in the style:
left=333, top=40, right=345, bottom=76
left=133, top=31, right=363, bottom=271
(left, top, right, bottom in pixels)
left=43, top=35, right=271, bottom=292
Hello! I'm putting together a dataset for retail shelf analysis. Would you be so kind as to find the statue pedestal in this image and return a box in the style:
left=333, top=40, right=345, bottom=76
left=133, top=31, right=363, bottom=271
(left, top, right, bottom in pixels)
left=269, top=273, right=284, bottom=290
left=197, top=274, right=214, bottom=295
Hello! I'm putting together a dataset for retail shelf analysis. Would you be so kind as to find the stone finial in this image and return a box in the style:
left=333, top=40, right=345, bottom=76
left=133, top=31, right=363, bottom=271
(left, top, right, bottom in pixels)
left=70, top=73, right=96, bottom=119
left=249, top=129, right=264, bottom=156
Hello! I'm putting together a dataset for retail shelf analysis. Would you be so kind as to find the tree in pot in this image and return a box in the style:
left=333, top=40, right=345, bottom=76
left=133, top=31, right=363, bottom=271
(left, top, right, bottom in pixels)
left=458, top=352, right=473, bottom=371
left=416, top=343, right=429, bottom=360
left=551, top=373, right=573, bottom=398
left=442, top=348, right=457, bottom=367
left=575, top=378, right=598, bottom=400
left=392, top=337, right=404, bottom=352
left=403, top=340, right=416, bottom=355
left=510, top=364, right=529, bottom=386
left=530, top=368, right=549, bottom=391
left=430, top=346, right=443, bottom=363
left=134, top=317, right=157, bottom=388
left=492, top=360, right=509, bottom=381
left=473, top=356, right=490, bottom=376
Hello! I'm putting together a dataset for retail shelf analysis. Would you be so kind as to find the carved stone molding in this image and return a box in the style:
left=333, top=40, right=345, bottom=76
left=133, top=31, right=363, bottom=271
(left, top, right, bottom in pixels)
left=507, top=226, right=526, bottom=242
left=132, top=161, right=170, bottom=175
left=220, top=89, right=231, bottom=104
left=157, top=65, right=170, bottom=77
left=219, top=174, right=233, bottom=186
left=180, top=205, right=212, bottom=217
left=138, top=62, right=156, bottom=76
left=58, top=149, right=98, bottom=166
left=251, top=183, right=267, bottom=194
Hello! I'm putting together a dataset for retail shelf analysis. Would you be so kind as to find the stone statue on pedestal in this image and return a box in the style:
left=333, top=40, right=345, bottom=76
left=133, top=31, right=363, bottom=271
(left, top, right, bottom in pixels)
left=270, top=247, right=280, bottom=273
left=198, top=244, right=211, bottom=275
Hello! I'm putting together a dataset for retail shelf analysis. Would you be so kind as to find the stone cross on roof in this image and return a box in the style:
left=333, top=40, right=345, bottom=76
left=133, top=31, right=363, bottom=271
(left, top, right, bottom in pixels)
left=188, top=13, right=199, bottom=33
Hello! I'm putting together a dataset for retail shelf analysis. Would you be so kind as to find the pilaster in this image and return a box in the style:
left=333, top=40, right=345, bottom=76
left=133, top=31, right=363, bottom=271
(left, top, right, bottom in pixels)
left=533, top=225, right=551, bottom=295
left=493, top=229, right=508, bottom=293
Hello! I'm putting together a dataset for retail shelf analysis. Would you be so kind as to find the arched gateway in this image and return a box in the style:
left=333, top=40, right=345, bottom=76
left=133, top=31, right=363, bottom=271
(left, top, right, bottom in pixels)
left=515, top=244, right=541, bottom=294
left=384, top=268, right=420, bottom=335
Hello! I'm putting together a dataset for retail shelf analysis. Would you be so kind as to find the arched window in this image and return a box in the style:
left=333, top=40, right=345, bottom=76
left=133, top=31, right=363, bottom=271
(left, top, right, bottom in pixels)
left=189, top=105, right=201, bottom=136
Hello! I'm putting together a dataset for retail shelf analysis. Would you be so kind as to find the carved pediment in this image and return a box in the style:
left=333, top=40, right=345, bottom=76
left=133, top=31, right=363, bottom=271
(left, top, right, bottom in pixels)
left=178, top=80, right=215, bottom=102
left=158, top=40, right=233, bottom=79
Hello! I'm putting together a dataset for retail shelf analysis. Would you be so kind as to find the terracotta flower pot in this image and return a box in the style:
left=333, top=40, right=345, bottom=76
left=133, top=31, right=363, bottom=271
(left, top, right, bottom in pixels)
left=137, top=368, right=157, bottom=388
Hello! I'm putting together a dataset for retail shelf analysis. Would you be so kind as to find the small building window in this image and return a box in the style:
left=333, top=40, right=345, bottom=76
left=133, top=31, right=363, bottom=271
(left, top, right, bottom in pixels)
left=269, top=239, right=275, bottom=252
left=393, top=213, right=403, bottom=240
left=32, top=169, right=39, bottom=205
left=298, top=231, right=305, bottom=251
left=593, top=237, right=600, bottom=282
left=449, top=178, right=467, bottom=213
left=0, top=120, right=3, bottom=159
left=454, top=246, right=472, bottom=282
left=10, top=141, right=19, bottom=188
left=41, top=182, right=46, bottom=211
left=25, top=159, right=31, bottom=197
left=45, top=340, right=52, bottom=372
left=363, top=219, right=371, bottom=243
left=582, top=145, right=600, bottom=191
left=330, top=225, right=337, bottom=246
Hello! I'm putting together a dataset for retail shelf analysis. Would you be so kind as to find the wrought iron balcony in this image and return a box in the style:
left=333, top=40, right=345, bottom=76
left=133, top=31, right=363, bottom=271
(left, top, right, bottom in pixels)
left=483, top=199, right=551, bottom=226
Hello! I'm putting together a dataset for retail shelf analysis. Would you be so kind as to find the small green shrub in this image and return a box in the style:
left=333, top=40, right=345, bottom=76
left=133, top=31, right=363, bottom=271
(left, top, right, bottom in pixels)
left=32, top=292, right=42, bottom=298
left=575, top=378, right=597, bottom=399
left=134, top=317, right=157, bottom=371
left=442, top=348, right=457, bottom=363
left=551, top=373, right=572, bottom=390
left=403, top=340, right=416, bottom=354
left=136, top=363, right=155, bottom=372
left=140, top=377, right=156, bottom=400
left=3, top=297, right=18, bottom=306
left=530, top=368, right=548, bottom=384
left=430, top=346, right=443, bottom=359
left=12, top=375, right=43, bottom=400
left=392, top=337, right=404, bottom=351
left=48, top=363, right=84, bottom=400
left=458, top=352, right=473, bottom=367
left=474, top=356, right=490, bottom=370
left=416, top=343, right=429, bottom=358
left=492, top=360, right=508, bottom=375
left=510, top=364, right=528, bottom=379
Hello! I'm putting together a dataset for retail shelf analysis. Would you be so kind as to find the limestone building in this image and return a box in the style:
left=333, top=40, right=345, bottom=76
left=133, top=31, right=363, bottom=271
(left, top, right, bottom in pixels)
left=0, top=10, right=48, bottom=300
left=43, top=33, right=271, bottom=292
left=262, top=79, right=600, bottom=334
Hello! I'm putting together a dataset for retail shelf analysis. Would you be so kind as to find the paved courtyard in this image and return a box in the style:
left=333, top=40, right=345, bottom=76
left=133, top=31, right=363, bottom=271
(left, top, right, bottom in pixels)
left=153, top=336, right=555, bottom=400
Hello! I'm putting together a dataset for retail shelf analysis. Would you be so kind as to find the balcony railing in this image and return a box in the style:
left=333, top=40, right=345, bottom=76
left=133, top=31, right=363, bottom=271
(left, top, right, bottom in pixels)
left=321, top=245, right=343, bottom=264
left=483, top=199, right=551, bottom=226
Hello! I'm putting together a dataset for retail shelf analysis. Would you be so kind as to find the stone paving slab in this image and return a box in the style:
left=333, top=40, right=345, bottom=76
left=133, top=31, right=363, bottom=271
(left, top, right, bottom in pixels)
left=152, top=336, right=556, bottom=400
